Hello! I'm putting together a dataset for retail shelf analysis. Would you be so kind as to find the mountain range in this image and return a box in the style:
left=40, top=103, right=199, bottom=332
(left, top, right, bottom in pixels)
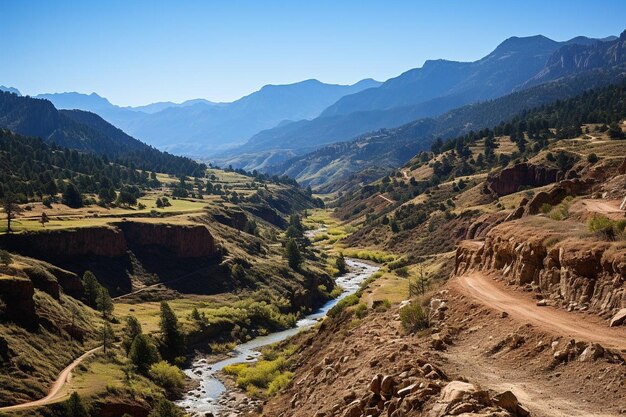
left=3, top=30, right=625, bottom=191
left=263, top=32, right=626, bottom=190
left=35, top=78, right=381, bottom=155
left=217, top=34, right=619, bottom=169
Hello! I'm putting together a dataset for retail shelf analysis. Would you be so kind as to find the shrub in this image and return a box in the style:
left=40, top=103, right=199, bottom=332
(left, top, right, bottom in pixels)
left=588, top=215, right=624, bottom=240
left=587, top=153, right=599, bottom=164
left=400, top=302, right=429, bottom=332
left=354, top=303, right=368, bottom=319
left=395, top=266, right=409, bottom=277
left=267, top=371, right=293, bottom=394
left=373, top=299, right=392, bottom=312
left=327, top=294, right=359, bottom=317
left=148, top=397, right=184, bottom=417
left=224, top=356, right=290, bottom=396
left=0, top=250, right=12, bottom=266
left=540, top=203, right=553, bottom=214
left=148, top=361, right=185, bottom=394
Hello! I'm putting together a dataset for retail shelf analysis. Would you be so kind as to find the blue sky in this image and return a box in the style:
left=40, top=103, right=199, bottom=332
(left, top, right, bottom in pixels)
left=2, top=0, right=625, bottom=106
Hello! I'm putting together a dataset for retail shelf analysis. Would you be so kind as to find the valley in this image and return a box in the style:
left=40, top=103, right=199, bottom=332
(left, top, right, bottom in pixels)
left=1, top=11, right=625, bottom=417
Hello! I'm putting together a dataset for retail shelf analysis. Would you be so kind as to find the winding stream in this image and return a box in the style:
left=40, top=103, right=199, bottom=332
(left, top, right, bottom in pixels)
left=176, top=257, right=379, bottom=416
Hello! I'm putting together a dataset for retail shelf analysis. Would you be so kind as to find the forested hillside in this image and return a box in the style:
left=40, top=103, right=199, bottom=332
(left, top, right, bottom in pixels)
left=268, top=65, right=626, bottom=191
left=335, top=79, right=626, bottom=247
left=0, top=91, right=205, bottom=177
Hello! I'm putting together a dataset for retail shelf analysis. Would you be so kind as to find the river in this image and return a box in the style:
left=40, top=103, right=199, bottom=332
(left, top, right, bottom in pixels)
left=176, top=258, right=379, bottom=416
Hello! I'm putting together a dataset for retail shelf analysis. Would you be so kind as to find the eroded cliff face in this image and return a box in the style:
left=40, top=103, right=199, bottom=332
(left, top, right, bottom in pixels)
left=486, top=162, right=561, bottom=196
left=0, top=221, right=218, bottom=261
left=455, top=221, right=625, bottom=316
left=116, top=222, right=217, bottom=258
left=0, top=276, right=37, bottom=327
left=0, top=226, right=127, bottom=259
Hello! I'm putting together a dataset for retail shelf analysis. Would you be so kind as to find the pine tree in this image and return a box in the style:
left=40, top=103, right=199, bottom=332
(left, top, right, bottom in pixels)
left=335, top=253, right=347, bottom=274
left=101, top=322, right=115, bottom=354
left=96, top=287, right=114, bottom=319
left=39, top=212, right=49, bottom=228
left=82, top=271, right=100, bottom=307
left=285, top=238, right=303, bottom=270
left=65, top=392, right=89, bottom=417
left=129, top=334, right=160, bottom=374
left=2, top=193, right=23, bottom=233
left=62, top=183, right=83, bottom=208
left=122, top=315, right=143, bottom=353
left=159, top=302, right=183, bottom=360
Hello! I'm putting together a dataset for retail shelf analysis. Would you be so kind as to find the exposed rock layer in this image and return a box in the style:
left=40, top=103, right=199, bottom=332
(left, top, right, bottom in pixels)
left=486, top=163, right=561, bottom=196
left=455, top=221, right=625, bottom=316
left=0, top=222, right=217, bottom=261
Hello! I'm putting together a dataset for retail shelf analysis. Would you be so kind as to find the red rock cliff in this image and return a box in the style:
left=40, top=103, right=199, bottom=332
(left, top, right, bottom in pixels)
left=0, top=222, right=218, bottom=260
left=0, top=226, right=127, bottom=258
left=116, top=222, right=216, bottom=258
left=487, top=162, right=561, bottom=196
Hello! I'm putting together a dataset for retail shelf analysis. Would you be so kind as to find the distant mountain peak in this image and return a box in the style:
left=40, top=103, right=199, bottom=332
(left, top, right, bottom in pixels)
left=491, top=35, right=557, bottom=55
left=0, top=85, right=21, bottom=96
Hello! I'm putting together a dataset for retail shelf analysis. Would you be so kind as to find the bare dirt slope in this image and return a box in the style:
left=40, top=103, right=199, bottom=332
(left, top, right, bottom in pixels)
left=454, top=272, right=626, bottom=350
left=259, top=280, right=625, bottom=417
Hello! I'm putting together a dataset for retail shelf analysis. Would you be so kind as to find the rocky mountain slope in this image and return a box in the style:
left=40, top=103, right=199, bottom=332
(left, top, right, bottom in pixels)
left=266, top=66, right=626, bottom=191
left=222, top=34, right=619, bottom=169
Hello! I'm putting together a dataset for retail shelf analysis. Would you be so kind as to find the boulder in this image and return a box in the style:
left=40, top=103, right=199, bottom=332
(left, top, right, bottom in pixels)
left=370, top=374, right=382, bottom=395
left=610, top=308, right=626, bottom=327
left=578, top=343, right=605, bottom=362
left=493, top=391, right=519, bottom=413
left=380, top=375, right=396, bottom=396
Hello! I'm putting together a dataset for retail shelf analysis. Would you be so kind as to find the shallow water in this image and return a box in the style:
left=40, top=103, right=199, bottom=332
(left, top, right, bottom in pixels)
left=176, top=258, right=379, bottom=416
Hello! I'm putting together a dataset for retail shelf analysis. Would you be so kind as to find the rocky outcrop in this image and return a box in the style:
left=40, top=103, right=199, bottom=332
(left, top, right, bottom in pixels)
left=96, top=399, right=150, bottom=417
left=0, top=276, right=37, bottom=327
left=456, top=221, right=626, bottom=316
left=243, top=204, right=287, bottom=229
left=524, top=179, right=593, bottom=215
left=487, top=163, right=561, bottom=196
left=0, top=222, right=218, bottom=261
left=116, top=222, right=216, bottom=258
left=465, top=212, right=508, bottom=239
left=0, top=226, right=127, bottom=259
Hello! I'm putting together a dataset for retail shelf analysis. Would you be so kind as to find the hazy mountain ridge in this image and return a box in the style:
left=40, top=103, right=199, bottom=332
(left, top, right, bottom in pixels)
left=0, top=85, right=21, bottom=95
left=522, top=30, right=626, bottom=88
left=35, top=78, right=381, bottom=155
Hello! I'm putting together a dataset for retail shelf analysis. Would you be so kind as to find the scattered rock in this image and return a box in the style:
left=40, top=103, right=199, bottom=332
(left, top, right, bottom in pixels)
left=493, top=390, right=519, bottom=413
left=609, top=308, right=626, bottom=327
left=578, top=343, right=605, bottom=362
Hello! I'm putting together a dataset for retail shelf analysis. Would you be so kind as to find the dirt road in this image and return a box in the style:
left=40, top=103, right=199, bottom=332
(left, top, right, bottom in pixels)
left=454, top=272, right=626, bottom=350
left=0, top=346, right=102, bottom=412
left=377, top=194, right=395, bottom=204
